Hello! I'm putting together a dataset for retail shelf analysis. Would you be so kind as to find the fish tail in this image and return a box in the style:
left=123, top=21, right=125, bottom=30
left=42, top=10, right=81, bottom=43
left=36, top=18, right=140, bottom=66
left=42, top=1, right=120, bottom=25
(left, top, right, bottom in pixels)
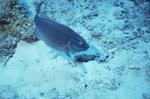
left=36, top=1, right=44, bottom=15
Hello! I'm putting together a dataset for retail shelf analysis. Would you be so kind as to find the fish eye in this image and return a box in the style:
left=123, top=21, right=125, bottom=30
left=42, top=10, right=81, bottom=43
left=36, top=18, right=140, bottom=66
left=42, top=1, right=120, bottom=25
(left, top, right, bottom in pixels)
left=79, top=41, right=83, bottom=45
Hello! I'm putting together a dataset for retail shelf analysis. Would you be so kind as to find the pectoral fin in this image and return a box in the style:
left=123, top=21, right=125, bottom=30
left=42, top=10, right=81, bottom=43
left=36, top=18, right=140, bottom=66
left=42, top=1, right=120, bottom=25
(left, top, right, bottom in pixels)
left=53, top=52, right=61, bottom=59
left=53, top=50, right=71, bottom=59
left=64, top=49, right=71, bottom=58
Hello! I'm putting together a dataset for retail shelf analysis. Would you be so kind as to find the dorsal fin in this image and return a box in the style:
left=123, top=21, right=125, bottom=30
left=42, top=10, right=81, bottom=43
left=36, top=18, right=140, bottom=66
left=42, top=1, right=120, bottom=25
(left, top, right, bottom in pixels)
left=36, top=1, right=44, bottom=15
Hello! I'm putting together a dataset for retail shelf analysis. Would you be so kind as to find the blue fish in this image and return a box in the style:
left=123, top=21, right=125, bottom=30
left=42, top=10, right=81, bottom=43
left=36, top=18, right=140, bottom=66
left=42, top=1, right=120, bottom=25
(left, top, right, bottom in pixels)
left=34, top=1, right=89, bottom=58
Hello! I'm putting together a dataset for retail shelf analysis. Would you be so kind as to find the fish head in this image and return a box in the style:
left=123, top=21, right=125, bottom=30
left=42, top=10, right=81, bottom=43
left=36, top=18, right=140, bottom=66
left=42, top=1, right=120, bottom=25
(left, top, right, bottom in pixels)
left=69, top=37, right=89, bottom=53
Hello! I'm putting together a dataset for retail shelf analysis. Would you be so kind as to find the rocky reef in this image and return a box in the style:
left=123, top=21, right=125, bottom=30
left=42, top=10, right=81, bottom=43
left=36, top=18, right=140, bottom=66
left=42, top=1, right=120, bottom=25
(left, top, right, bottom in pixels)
left=0, top=0, right=37, bottom=65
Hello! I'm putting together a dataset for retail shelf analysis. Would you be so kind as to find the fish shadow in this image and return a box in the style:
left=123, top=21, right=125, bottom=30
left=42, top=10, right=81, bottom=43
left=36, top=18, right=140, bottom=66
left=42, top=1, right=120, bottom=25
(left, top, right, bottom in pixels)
left=60, top=44, right=101, bottom=72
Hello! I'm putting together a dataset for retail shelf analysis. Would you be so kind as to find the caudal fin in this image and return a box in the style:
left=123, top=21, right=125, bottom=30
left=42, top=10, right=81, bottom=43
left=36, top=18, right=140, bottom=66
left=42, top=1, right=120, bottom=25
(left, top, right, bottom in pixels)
left=36, top=1, right=44, bottom=15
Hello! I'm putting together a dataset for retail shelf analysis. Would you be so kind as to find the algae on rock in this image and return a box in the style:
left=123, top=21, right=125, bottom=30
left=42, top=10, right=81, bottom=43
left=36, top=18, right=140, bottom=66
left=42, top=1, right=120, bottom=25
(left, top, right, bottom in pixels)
left=0, top=0, right=37, bottom=65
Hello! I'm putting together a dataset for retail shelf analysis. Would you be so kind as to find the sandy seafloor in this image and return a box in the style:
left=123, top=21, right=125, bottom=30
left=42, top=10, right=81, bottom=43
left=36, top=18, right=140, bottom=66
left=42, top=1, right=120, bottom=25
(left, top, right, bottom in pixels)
left=0, top=0, right=150, bottom=99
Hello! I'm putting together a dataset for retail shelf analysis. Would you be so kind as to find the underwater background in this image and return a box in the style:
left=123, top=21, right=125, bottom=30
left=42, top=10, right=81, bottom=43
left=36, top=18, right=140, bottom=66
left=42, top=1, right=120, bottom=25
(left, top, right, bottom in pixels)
left=0, top=0, right=150, bottom=99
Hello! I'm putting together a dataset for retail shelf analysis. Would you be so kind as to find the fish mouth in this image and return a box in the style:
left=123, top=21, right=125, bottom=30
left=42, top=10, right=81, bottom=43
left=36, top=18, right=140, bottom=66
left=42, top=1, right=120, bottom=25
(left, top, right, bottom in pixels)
left=77, top=44, right=89, bottom=51
left=85, top=44, right=89, bottom=49
left=83, top=46, right=89, bottom=51
left=83, top=43, right=89, bottom=50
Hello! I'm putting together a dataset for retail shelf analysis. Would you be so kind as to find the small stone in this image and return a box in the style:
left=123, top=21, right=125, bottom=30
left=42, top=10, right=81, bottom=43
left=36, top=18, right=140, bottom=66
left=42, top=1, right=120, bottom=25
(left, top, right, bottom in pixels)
left=40, top=93, right=44, bottom=96
left=143, top=93, right=150, bottom=99
left=85, top=84, right=88, bottom=88
left=128, top=65, right=141, bottom=70
left=114, top=10, right=127, bottom=19
left=26, top=23, right=31, bottom=27
left=123, top=24, right=134, bottom=34
left=109, top=48, right=117, bottom=53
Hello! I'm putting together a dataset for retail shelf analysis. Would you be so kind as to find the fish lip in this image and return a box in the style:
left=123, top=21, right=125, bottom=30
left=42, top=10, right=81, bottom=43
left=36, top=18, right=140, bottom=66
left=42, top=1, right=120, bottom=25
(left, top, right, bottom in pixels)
left=75, top=46, right=89, bottom=52
left=81, top=44, right=89, bottom=51
left=84, top=44, right=89, bottom=50
left=86, top=44, right=89, bottom=49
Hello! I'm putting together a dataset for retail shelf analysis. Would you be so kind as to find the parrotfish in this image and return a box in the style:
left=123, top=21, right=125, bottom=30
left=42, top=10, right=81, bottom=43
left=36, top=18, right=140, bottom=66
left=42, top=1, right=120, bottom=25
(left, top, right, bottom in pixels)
left=34, top=1, right=89, bottom=58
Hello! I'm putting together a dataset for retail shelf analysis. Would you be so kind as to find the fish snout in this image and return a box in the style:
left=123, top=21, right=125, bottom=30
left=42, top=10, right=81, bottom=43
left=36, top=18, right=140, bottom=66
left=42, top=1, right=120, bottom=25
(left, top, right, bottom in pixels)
left=78, top=42, right=89, bottom=51
left=83, top=43, right=89, bottom=51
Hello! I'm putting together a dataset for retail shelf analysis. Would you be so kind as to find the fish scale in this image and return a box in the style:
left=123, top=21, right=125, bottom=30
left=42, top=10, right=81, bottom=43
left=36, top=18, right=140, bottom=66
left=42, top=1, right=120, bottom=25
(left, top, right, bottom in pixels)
left=34, top=1, right=89, bottom=58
